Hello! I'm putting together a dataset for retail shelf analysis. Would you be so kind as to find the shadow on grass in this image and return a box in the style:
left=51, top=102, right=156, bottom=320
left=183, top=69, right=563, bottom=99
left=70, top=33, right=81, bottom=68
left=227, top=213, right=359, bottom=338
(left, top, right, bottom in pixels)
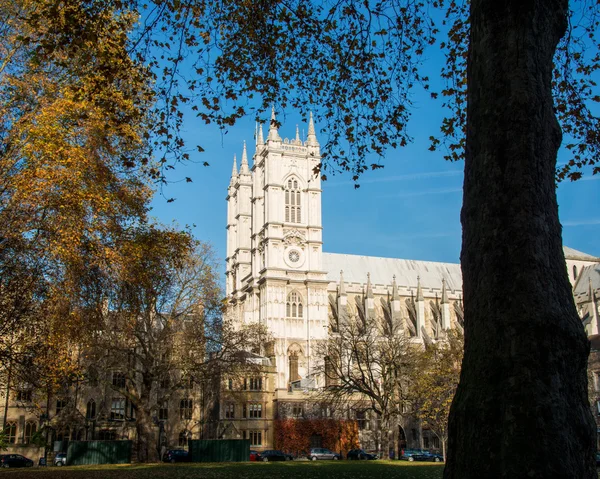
left=3, top=461, right=445, bottom=479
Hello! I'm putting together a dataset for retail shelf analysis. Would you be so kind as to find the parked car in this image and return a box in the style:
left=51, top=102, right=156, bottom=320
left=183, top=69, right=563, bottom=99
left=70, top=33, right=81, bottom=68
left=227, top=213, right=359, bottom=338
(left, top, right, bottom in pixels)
left=260, top=450, right=288, bottom=462
left=401, top=449, right=443, bottom=462
left=596, top=452, right=600, bottom=467
left=249, top=450, right=262, bottom=461
left=163, top=449, right=190, bottom=463
left=400, top=449, right=427, bottom=461
left=54, top=452, right=67, bottom=466
left=346, top=449, right=377, bottom=460
left=308, top=448, right=342, bottom=461
left=414, top=451, right=444, bottom=462
left=0, top=454, right=34, bottom=468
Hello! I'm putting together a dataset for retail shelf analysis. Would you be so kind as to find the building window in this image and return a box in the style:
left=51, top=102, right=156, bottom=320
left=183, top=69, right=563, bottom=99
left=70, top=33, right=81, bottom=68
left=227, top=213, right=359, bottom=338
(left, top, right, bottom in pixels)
left=160, top=375, right=170, bottom=389
left=179, top=430, right=191, bottom=448
left=249, top=378, right=262, bottom=391
left=249, top=430, right=262, bottom=446
left=292, top=404, right=303, bottom=418
left=284, top=178, right=301, bottom=223
left=289, top=353, right=299, bottom=383
left=242, top=404, right=247, bottom=418
left=412, top=428, right=418, bottom=441
left=159, top=401, right=169, bottom=420
left=98, top=429, right=116, bottom=441
left=56, top=398, right=67, bottom=415
left=16, top=389, right=32, bottom=402
left=286, top=291, right=303, bottom=318
left=4, top=422, right=17, bottom=444
left=356, top=410, right=367, bottom=430
left=573, top=265, right=578, bottom=280
left=112, top=372, right=126, bottom=388
left=228, top=378, right=233, bottom=390
left=86, top=399, right=96, bottom=420
left=432, top=436, right=440, bottom=449
left=111, top=397, right=126, bottom=420
left=180, top=398, right=193, bottom=420
left=248, top=403, right=262, bottom=419
left=24, top=422, right=37, bottom=444
left=225, top=403, right=235, bottom=419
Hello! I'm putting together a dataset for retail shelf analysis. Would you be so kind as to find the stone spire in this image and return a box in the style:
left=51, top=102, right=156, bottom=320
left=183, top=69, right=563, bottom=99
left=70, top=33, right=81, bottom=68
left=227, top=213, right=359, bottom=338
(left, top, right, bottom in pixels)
left=415, top=275, right=424, bottom=302
left=339, top=270, right=346, bottom=296
left=391, top=275, right=398, bottom=301
left=240, top=141, right=250, bottom=174
left=366, top=272, right=374, bottom=298
left=441, top=278, right=448, bottom=304
left=306, top=111, right=319, bottom=146
left=268, top=106, right=281, bottom=142
left=440, top=278, right=451, bottom=330
left=415, top=275, right=424, bottom=338
left=229, top=154, right=238, bottom=185
left=257, top=122, right=264, bottom=146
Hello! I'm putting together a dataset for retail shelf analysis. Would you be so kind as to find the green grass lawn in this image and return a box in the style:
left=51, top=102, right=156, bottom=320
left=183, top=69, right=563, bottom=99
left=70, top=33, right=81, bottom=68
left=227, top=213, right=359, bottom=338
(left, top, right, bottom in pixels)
left=1, top=461, right=444, bottom=479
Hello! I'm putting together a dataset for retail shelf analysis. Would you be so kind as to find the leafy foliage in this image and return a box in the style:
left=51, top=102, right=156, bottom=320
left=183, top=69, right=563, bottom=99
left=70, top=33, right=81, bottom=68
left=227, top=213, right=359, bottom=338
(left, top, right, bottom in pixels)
left=411, top=329, right=463, bottom=460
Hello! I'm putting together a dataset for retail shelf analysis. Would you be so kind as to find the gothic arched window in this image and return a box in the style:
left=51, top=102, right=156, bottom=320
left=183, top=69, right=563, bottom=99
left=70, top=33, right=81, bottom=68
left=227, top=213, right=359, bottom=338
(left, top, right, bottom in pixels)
left=86, top=399, right=96, bottom=420
left=285, top=178, right=301, bottom=223
left=4, top=422, right=17, bottom=443
left=24, top=421, right=37, bottom=444
left=286, top=291, right=303, bottom=318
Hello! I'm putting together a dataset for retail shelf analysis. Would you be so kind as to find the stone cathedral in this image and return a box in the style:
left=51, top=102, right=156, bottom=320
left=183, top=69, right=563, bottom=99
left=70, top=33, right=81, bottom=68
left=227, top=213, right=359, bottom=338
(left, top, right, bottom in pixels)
left=224, top=111, right=600, bottom=451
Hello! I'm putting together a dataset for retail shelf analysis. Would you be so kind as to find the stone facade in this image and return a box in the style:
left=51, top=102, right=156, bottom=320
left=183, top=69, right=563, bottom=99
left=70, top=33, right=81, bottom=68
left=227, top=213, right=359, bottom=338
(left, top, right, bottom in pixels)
left=225, top=111, right=600, bottom=453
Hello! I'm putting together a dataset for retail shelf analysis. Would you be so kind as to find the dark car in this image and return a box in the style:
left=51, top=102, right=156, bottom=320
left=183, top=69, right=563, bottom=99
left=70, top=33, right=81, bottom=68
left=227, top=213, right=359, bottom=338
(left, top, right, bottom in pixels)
left=410, top=450, right=444, bottom=462
left=308, top=448, right=342, bottom=461
left=163, top=449, right=190, bottom=463
left=260, top=450, right=288, bottom=462
left=250, top=450, right=262, bottom=461
left=400, top=449, right=427, bottom=461
left=346, top=449, right=377, bottom=460
left=0, top=454, right=34, bottom=468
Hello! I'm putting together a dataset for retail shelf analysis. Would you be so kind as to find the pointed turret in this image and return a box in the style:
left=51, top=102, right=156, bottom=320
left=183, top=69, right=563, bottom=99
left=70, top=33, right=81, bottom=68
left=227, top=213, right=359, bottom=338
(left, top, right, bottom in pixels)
left=391, top=275, right=398, bottom=301
left=440, top=278, right=451, bottom=330
left=257, top=122, right=264, bottom=146
left=229, top=155, right=238, bottom=185
left=416, top=276, right=424, bottom=302
left=240, top=141, right=250, bottom=174
left=415, top=276, right=424, bottom=339
left=294, top=125, right=301, bottom=145
left=337, top=270, right=348, bottom=327
left=391, top=275, right=401, bottom=322
left=366, top=273, right=374, bottom=298
left=306, top=111, right=319, bottom=147
left=441, top=278, right=448, bottom=304
left=268, top=106, right=281, bottom=142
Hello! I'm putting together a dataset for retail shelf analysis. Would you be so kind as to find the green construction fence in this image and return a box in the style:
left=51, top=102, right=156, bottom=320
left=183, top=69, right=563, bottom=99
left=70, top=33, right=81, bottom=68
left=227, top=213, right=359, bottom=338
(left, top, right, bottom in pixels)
left=66, top=440, right=132, bottom=465
left=189, top=439, right=250, bottom=462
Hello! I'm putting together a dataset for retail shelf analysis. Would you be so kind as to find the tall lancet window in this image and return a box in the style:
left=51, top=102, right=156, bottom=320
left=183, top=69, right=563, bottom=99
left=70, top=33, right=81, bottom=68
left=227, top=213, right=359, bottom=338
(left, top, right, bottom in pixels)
left=285, top=178, right=301, bottom=223
left=286, top=291, right=303, bottom=318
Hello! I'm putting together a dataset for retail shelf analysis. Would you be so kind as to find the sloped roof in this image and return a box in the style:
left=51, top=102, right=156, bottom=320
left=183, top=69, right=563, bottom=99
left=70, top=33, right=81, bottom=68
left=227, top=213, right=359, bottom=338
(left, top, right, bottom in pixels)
left=322, top=253, right=463, bottom=292
left=563, top=246, right=600, bottom=262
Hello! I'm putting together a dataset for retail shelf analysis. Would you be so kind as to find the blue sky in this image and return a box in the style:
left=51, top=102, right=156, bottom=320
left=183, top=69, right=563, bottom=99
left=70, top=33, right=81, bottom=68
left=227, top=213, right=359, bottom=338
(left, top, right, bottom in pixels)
left=148, top=94, right=600, bottom=272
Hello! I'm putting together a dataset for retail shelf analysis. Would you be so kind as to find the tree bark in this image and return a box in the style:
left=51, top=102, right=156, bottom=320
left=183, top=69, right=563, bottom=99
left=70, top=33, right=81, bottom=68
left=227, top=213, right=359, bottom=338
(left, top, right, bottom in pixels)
left=445, top=1, right=596, bottom=477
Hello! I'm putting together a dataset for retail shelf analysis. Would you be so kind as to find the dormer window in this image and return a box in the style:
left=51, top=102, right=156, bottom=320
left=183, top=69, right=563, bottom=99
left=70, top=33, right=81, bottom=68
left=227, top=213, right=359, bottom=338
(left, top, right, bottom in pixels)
left=285, top=178, right=301, bottom=223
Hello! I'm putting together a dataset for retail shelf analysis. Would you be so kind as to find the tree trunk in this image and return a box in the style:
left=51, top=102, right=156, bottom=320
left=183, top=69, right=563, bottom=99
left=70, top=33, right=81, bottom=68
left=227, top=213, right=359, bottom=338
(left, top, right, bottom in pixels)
left=445, top=1, right=595, bottom=477
left=136, top=406, right=157, bottom=463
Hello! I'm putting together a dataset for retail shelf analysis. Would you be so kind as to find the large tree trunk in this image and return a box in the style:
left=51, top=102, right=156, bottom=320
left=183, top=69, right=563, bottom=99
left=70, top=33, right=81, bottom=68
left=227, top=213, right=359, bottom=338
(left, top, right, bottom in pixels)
left=445, top=1, right=596, bottom=477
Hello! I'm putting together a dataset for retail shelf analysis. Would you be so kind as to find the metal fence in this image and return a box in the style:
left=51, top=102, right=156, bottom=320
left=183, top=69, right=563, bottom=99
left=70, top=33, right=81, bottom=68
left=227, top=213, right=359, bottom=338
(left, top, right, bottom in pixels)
left=66, top=440, right=132, bottom=465
left=189, top=439, right=250, bottom=462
